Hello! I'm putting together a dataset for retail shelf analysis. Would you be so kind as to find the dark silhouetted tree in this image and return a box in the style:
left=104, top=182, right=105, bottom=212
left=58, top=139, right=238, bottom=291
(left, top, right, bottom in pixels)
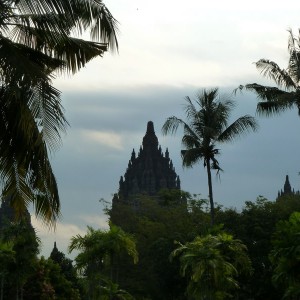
left=0, top=0, right=118, bottom=225
left=237, top=29, right=300, bottom=118
left=162, top=88, right=258, bottom=225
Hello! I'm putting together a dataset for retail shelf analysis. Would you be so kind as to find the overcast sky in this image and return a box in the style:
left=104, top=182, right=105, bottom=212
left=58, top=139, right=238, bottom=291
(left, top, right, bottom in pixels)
left=31, top=0, right=300, bottom=258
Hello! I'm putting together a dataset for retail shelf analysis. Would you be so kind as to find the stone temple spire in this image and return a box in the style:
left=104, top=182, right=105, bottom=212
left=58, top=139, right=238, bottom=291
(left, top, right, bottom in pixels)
left=113, top=121, right=181, bottom=203
left=277, top=174, right=300, bottom=199
left=284, top=175, right=292, bottom=194
left=142, top=121, right=159, bottom=152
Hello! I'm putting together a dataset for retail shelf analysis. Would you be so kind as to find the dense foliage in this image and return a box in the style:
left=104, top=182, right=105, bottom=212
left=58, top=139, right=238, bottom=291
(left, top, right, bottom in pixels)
left=0, top=192, right=300, bottom=299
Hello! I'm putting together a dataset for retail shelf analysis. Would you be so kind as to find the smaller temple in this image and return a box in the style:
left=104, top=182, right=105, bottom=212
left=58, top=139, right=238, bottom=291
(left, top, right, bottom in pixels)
left=277, top=175, right=300, bottom=198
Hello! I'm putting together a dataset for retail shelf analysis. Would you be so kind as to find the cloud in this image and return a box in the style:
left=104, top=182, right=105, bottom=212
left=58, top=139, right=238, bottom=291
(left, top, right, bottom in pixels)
left=79, top=214, right=110, bottom=229
left=31, top=217, right=87, bottom=258
left=32, top=214, right=111, bottom=259
left=80, top=129, right=124, bottom=150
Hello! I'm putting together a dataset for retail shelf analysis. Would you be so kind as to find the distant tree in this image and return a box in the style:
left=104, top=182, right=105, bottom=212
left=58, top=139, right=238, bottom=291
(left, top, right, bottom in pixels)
left=0, top=0, right=118, bottom=225
left=49, top=242, right=78, bottom=288
left=270, top=211, right=300, bottom=299
left=23, top=257, right=81, bottom=300
left=162, top=88, right=258, bottom=225
left=237, top=29, right=300, bottom=117
left=170, top=232, right=252, bottom=300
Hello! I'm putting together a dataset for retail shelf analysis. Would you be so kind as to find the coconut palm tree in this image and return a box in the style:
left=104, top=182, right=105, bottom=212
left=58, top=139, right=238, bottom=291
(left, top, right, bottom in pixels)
left=237, top=29, right=300, bottom=117
left=69, top=223, right=138, bottom=298
left=0, top=0, right=118, bottom=225
left=162, top=88, right=258, bottom=225
left=170, top=232, right=252, bottom=300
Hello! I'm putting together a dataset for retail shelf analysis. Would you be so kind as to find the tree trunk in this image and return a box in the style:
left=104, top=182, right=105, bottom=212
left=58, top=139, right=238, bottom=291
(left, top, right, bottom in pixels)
left=1, top=275, right=3, bottom=300
left=110, top=254, right=114, bottom=282
left=20, top=284, right=23, bottom=300
left=206, top=159, right=215, bottom=226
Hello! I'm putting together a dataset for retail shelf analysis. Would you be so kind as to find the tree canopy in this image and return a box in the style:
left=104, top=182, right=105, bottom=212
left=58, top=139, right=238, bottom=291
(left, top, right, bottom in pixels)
left=0, top=0, right=118, bottom=225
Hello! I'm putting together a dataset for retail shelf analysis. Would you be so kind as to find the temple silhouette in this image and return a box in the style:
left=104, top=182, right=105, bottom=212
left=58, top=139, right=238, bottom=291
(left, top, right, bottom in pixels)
left=277, top=175, right=300, bottom=198
left=112, top=121, right=181, bottom=207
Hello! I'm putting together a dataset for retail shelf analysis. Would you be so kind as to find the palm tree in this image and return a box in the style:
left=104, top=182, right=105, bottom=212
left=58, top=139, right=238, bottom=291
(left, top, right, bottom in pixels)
left=0, top=0, right=118, bottom=225
left=170, top=232, right=252, bottom=300
left=69, top=223, right=138, bottom=298
left=237, top=29, right=300, bottom=116
left=162, top=88, right=258, bottom=225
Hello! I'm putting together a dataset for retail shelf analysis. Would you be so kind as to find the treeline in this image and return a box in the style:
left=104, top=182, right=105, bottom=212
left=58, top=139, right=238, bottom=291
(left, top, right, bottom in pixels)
left=1, top=190, right=300, bottom=299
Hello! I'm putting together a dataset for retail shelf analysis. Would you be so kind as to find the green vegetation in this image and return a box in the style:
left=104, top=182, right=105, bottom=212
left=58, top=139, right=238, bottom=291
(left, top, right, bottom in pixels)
left=68, top=223, right=138, bottom=299
left=0, top=192, right=299, bottom=299
left=171, top=232, right=252, bottom=300
left=270, top=211, right=300, bottom=299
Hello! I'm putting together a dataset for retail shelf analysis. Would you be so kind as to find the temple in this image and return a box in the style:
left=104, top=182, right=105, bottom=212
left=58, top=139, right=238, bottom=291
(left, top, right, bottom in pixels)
left=112, top=121, right=181, bottom=206
left=277, top=175, right=300, bottom=198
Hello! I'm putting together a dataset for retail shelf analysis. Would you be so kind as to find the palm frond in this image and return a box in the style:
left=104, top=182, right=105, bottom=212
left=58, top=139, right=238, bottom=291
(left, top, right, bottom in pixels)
left=14, top=0, right=118, bottom=47
left=237, top=83, right=287, bottom=101
left=6, top=24, right=108, bottom=75
left=0, top=85, right=61, bottom=225
left=255, top=59, right=296, bottom=90
left=162, top=116, right=188, bottom=136
left=211, top=156, right=222, bottom=173
left=181, top=133, right=201, bottom=150
left=0, top=36, right=62, bottom=85
left=51, top=36, right=108, bottom=74
left=10, top=13, right=73, bottom=48
left=287, top=29, right=300, bottom=84
left=217, top=115, right=258, bottom=143
left=197, top=88, right=219, bottom=108
left=256, top=100, right=295, bottom=116
left=89, top=0, right=119, bottom=52
left=184, top=96, right=198, bottom=122
left=29, top=81, right=68, bottom=152
left=181, top=148, right=204, bottom=168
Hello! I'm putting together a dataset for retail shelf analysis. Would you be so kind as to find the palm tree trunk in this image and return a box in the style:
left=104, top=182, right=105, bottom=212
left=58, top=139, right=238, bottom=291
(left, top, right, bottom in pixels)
left=110, top=254, right=114, bottom=282
left=1, top=275, right=4, bottom=300
left=206, top=159, right=215, bottom=226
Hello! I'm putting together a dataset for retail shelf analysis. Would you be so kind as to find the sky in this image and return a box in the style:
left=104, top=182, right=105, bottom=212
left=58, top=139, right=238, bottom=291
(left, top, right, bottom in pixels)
left=30, top=0, right=300, bottom=258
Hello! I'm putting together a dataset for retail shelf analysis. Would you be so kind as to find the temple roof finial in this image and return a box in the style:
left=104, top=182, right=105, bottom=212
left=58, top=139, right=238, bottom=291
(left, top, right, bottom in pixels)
left=143, top=121, right=158, bottom=149
left=146, top=121, right=155, bottom=134
left=284, top=174, right=292, bottom=194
